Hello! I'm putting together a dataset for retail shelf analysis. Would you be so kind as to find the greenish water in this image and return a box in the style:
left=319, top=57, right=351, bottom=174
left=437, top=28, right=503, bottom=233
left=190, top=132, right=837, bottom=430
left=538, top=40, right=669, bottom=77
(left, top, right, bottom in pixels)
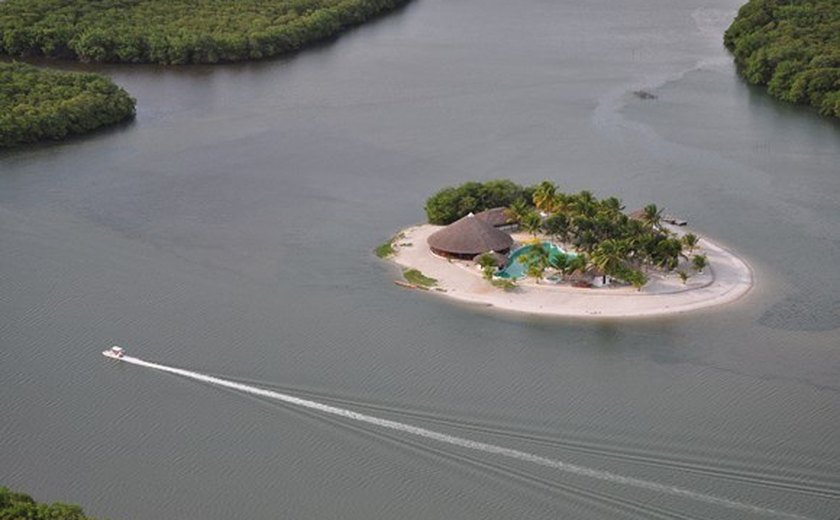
left=1, top=0, right=838, bottom=519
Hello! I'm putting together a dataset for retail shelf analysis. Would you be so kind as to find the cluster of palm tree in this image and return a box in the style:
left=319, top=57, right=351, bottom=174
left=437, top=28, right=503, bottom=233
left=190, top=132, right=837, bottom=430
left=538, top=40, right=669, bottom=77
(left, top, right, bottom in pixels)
left=516, top=241, right=588, bottom=285
left=506, top=181, right=703, bottom=289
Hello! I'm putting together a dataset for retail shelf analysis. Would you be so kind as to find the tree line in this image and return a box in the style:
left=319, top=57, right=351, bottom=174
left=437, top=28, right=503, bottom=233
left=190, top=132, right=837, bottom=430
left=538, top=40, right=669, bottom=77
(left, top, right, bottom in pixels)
left=724, top=0, right=840, bottom=118
left=425, top=179, right=534, bottom=225
left=426, top=180, right=707, bottom=288
left=1, top=62, right=136, bottom=148
left=0, top=487, right=100, bottom=520
left=0, top=0, right=409, bottom=64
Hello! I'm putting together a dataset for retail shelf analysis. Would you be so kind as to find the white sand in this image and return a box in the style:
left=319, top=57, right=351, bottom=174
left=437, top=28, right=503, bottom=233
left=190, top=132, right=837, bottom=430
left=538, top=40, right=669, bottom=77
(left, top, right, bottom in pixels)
left=389, top=224, right=753, bottom=318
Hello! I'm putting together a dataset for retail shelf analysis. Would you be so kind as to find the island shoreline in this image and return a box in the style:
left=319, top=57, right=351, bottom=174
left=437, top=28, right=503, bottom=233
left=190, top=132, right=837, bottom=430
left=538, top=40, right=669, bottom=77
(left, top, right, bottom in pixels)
left=386, top=223, right=754, bottom=319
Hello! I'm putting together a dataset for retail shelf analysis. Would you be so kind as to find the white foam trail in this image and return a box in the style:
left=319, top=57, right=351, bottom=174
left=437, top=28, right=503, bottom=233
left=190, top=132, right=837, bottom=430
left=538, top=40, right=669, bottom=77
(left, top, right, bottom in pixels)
left=120, top=356, right=811, bottom=519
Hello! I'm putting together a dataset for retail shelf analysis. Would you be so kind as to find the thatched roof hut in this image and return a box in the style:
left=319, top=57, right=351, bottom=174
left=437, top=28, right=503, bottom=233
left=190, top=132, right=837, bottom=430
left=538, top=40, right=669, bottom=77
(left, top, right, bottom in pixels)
left=475, top=207, right=517, bottom=228
left=428, top=214, right=514, bottom=259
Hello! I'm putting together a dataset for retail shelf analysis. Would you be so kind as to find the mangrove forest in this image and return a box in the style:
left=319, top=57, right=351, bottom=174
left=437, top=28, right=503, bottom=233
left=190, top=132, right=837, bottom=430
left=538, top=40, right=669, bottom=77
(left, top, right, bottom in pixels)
left=0, top=62, right=135, bottom=148
left=725, top=0, right=840, bottom=118
left=0, top=487, right=100, bottom=520
left=0, top=0, right=409, bottom=64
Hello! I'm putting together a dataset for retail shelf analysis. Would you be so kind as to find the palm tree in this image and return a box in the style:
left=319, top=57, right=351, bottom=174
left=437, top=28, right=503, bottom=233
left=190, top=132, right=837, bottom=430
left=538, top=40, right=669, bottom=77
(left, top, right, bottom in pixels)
left=551, top=192, right=569, bottom=214
left=570, top=190, right=597, bottom=218
left=542, top=213, right=569, bottom=243
left=518, top=243, right=550, bottom=284
left=507, top=198, right=531, bottom=224
left=526, top=263, right=546, bottom=284
left=601, top=196, right=625, bottom=216
left=522, top=211, right=542, bottom=236
left=532, top=181, right=558, bottom=213
left=576, top=229, right=598, bottom=254
left=682, top=233, right=699, bottom=253
left=477, top=252, right=498, bottom=280
left=567, top=253, right=588, bottom=277
left=692, top=254, right=708, bottom=273
left=653, top=237, right=682, bottom=271
left=642, top=203, right=663, bottom=230
left=590, top=239, right=627, bottom=284
left=548, top=252, right=570, bottom=279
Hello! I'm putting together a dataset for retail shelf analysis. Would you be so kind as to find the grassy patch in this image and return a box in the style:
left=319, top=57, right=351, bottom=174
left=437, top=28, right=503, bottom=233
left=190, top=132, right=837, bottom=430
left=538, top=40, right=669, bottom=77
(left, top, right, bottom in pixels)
left=374, top=232, right=405, bottom=259
left=403, top=268, right=437, bottom=288
left=491, top=278, right=517, bottom=291
left=375, top=241, right=395, bottom=259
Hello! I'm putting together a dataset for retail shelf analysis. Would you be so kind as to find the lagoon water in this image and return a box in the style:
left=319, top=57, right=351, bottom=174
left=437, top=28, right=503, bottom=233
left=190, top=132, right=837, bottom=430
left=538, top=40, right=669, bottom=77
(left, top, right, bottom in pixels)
left=1, top=0, right=839, bottom=518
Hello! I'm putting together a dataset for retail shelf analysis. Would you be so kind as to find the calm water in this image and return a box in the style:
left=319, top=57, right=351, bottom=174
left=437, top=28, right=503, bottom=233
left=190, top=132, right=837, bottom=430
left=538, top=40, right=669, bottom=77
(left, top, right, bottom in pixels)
left=2, top=0, right=839, bottom=518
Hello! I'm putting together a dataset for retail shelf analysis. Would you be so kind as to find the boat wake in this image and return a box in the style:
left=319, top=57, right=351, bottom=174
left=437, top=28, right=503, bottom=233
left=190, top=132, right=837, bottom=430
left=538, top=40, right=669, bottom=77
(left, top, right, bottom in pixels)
left=115, top=354, right=812, bottom=519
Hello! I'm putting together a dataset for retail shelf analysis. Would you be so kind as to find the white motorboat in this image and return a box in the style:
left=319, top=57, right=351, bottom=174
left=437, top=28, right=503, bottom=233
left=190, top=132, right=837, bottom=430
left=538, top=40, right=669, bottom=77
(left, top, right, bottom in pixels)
left=102, top=346, right=125, bottom=359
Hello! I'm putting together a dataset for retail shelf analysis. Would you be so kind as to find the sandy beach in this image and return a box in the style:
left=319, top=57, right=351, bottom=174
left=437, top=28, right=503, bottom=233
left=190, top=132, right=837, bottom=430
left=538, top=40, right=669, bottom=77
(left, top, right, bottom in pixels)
left=389, top=224, right=753, bottom=318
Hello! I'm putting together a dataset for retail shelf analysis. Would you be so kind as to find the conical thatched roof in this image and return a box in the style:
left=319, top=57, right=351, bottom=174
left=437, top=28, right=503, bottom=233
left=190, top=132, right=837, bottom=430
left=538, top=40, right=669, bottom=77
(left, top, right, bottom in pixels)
left=475, top=207, right=516, bottom=228
left=428, top=214, right=513, bottom=256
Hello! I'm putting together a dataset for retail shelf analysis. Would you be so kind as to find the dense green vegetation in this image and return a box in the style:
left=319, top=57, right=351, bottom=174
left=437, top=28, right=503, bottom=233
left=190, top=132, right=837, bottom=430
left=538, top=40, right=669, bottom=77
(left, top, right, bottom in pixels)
left=0, top=0, right=409, bottom=64
left=424, top=180, right=533, bottom=225
left=1, top=62, right=135, bottom=148
left=426, top=180, right=705, bottom=287
left=724, top=0, right=840, bottom=118
left=0, top=487, right=100, bottom=520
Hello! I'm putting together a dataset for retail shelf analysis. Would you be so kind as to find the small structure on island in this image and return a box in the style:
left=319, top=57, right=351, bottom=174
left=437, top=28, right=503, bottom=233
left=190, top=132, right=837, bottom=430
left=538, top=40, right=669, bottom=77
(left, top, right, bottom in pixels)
left=428, top=213, right=514, bottom=260
left=475, top=207, right=518, bottom=230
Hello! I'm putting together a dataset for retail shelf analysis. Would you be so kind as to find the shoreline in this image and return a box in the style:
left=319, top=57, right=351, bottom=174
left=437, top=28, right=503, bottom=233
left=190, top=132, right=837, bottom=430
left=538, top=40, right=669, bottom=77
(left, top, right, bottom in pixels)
left=387, top=224, right=754, bottom=319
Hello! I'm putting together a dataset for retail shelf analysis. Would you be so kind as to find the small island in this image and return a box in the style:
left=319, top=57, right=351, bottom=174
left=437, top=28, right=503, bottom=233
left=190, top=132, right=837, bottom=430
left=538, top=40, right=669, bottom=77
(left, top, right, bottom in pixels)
left=0, top=0, right=410, bottom=64
left=378, top=180, right=753, bottom=318
left=1, top=62, right=135, bottom=148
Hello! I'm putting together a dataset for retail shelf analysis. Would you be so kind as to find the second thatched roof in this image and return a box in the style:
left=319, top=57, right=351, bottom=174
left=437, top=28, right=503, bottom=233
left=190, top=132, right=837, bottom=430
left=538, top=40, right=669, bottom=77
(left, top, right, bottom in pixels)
left=475, top=207, right=517, bottom=228
left=428, top=213, right=514, bottom=256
